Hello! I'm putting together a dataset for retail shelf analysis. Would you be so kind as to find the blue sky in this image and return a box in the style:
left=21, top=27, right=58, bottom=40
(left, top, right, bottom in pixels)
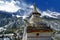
left=24, top=0, right=60, bottom=12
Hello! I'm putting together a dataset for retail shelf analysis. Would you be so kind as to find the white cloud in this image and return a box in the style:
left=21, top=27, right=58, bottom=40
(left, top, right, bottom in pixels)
left=0, top=0, right=34, bottom=14
left=29, top=5, right=34, bottom=8
left=0, top=0, right=20, bottom=12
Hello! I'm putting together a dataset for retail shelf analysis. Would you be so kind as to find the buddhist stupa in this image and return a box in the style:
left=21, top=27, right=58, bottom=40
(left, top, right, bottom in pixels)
left=26, top=3, right=54, bottom=40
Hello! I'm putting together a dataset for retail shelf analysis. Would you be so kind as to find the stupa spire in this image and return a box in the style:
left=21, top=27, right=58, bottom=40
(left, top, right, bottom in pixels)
left=33, top=3, right=37, bottom=12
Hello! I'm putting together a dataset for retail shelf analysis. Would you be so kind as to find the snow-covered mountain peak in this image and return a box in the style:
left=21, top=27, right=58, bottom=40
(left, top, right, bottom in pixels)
left=41, top=10, right=60, bottom=19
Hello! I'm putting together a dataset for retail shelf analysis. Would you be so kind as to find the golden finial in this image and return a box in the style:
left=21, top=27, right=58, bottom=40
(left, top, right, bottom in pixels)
left=34, top=3, right=37, bottom=12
